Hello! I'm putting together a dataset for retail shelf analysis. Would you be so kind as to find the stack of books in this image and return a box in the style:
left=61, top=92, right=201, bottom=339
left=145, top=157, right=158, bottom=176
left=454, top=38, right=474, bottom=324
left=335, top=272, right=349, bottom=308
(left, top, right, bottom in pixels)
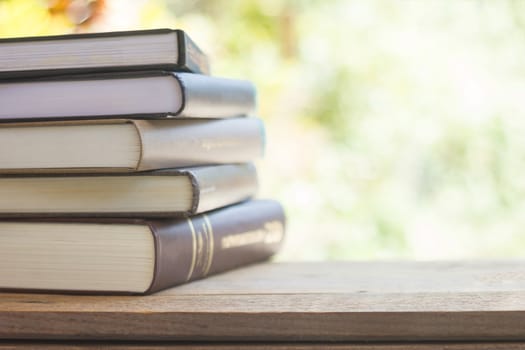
left=0, top=29, right=285, bottom=295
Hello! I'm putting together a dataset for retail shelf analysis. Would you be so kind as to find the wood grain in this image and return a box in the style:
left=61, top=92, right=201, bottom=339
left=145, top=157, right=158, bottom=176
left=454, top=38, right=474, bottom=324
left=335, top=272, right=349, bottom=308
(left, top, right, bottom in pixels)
left=1, top=342, right=525, bottom=350
left=1, top=261, right=525, bottom=342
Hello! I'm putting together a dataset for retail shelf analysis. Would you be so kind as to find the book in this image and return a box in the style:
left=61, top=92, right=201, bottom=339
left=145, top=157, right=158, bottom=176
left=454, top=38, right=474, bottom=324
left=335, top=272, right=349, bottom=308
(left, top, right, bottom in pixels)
left=0, top=164, right=257, bottom=217
left=0, top=71, right=256, bottom=121
left=0, top=118, right=264, bottom=173
left=0, top=29, right=209, bottom=78
left=0, top=199, right=285, bottom=294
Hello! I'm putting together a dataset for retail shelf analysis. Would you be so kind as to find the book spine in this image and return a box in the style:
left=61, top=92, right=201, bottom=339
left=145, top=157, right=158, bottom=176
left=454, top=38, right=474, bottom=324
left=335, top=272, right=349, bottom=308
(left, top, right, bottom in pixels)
left=184, top=163, right=258, bottom=215
left=176, top=30, right=210, bottom=75
left=145, top=200, right=285, bottom=294
left=134, top=118, right=265, bottom=171
left=175, top=73, right=256, bottom=118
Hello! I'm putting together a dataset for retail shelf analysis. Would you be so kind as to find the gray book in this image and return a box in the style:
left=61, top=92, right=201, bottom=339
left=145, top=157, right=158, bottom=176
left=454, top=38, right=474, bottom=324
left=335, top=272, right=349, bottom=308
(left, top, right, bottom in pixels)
left=0, top=118, right=264, bottom=173
left=0, top=71, right=256, bottom=121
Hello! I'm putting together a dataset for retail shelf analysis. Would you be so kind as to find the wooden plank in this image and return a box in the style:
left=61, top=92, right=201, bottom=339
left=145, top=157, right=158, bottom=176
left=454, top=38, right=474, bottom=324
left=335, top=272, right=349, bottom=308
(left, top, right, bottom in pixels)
left=0, top=343, right=525, bottom=350
left=1, top=262, right=525, bottom=341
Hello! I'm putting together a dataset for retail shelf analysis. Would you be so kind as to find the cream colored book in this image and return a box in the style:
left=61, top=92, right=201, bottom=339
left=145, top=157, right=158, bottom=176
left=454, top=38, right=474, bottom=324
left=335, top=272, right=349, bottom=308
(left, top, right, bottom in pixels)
left=0, top=164, right=257, bottom=217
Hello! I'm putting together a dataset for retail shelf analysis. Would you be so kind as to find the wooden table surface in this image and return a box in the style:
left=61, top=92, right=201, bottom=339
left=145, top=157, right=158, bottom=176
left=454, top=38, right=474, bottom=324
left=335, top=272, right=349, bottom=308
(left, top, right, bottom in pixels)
left=1, top=261, right=525, bottom=347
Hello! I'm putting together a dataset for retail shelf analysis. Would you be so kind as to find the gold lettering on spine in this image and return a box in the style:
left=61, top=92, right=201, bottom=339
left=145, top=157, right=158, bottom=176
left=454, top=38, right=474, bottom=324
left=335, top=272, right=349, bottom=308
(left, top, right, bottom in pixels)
left=203, top=215, right=214, bottom=277
left=185, top=218, right=198, bottom=281
left=221, top=220, right=284, bottom=249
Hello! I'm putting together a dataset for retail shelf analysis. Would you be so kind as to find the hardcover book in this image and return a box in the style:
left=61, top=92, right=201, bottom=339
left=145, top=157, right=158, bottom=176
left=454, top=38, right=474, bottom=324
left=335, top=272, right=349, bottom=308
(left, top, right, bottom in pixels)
left=0, top=164, right=257, bottom=217
left=0, top=71, right=256, bottom=121
left=0, top=29, right=209, bottom=78
left=0, top=118, right=265, bottom=173
left=0, top=200, right=285, bottom=294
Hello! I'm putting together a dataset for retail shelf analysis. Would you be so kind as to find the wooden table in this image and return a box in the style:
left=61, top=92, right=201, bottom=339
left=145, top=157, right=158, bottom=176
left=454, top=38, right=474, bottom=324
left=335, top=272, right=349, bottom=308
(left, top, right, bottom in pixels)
left=1, top=261, right=525, bottom=349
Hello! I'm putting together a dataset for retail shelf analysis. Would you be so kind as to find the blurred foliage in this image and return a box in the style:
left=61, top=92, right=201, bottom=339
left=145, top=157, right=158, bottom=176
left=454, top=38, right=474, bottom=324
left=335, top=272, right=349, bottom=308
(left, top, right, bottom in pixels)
left=2, top=0, right=525, bottom=259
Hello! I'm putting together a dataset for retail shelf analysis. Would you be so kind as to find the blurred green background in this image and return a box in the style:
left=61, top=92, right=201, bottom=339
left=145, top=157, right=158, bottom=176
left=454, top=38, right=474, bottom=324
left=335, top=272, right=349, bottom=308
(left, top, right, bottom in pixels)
left=2, top=0, right=525, bottom=260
